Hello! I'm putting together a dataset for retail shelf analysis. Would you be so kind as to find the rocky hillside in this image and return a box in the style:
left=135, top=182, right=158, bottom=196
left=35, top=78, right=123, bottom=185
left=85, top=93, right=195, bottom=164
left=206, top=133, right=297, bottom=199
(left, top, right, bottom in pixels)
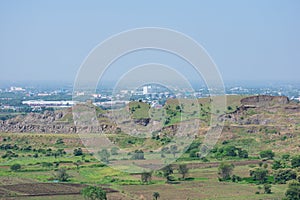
left=220, top=95, right=300, bottom=127
left=240, top=95, right=289, bottom=106
left=0, top=95, right=299, bottom=135
left=0, top=106, right=115, bottom=134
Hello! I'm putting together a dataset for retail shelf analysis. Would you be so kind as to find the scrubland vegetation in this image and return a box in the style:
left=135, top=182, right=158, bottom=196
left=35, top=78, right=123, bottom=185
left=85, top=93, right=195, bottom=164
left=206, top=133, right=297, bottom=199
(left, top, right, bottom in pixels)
left=0, top=95, right=299, bottom=199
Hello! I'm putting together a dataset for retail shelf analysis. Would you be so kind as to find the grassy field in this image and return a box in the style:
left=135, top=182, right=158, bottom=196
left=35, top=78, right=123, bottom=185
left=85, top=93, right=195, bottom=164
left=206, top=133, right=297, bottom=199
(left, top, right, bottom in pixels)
left=0, top=163, right=288, bottom=200
left=0, top=132, right=296, bottom=199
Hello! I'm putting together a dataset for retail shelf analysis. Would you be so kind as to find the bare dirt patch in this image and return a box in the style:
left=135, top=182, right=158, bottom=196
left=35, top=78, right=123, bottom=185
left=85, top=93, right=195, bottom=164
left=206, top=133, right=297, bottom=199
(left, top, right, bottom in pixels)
left=0, top=183, right=118, bottom=198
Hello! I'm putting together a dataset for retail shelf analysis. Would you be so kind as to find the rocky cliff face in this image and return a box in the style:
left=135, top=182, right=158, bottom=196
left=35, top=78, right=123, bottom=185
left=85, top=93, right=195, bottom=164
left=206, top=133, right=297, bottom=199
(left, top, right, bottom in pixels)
left=240, top=95, right=289, bottom=107
left=219, top=95, right=299, bottom=126
left=0, top=109, right=115, bottom=134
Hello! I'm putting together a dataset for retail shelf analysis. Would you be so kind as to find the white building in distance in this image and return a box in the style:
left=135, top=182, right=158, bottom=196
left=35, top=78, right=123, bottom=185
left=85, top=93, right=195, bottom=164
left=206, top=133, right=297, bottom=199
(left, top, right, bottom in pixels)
left=10, top=87, right=25, bottom=92
left=22, top=100, right=76, bottom=108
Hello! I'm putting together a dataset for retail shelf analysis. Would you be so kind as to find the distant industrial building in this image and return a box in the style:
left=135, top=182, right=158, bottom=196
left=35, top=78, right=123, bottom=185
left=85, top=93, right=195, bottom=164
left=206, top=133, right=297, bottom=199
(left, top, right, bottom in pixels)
left=22, top=100, right=76, bottom=108
left=10, top=87, right=25, bottom=92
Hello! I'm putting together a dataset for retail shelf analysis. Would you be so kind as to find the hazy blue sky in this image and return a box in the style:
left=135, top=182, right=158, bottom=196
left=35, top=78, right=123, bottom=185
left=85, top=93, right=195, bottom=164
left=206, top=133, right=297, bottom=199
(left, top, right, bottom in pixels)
left=0, top=0, right=299, bottom=83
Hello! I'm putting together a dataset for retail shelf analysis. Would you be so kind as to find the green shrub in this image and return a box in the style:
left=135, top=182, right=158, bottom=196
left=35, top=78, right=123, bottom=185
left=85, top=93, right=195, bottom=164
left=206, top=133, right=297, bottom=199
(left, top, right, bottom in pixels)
left=291, top=155, right=300, bottom=168
left=141, top=172, right=152, bottom=184
left=10, top=164, right=21, bottom=171
left=186, top=141, right=201, bottom=153
left=2, top=150, right=18, bottom=159
left=263, top=184, right=272, bottom=194
left=54, top=168, right=70, bottom=182
left=153, top=192, right=160, bottom=200
left=250, top=167, right=268, bottom=184
left=41, top=162, right=53, bottom=168
left=73, top=148, right=83, bottom=156
left=272, top=159, right=287, bottom=170
left=178, top=164, right=189, bottom=179
left=282, top=154, right=290, bottom=160
left=131, top=149, right=144, bottom=160
left=285, top=180, right=300, bottom=200
left=189, top=149, right=199, bottom=158
left=98, top=149, right=110, bottom=163
left=55, top=138, right=64, bottom=145
left=274, top=169, right=297, bottom=184
left=231, top=174, right=242, bottom=182
left=81, top=186, right=107, bottom=200
left=218, top=162, right=234, bottom=181
left=110, top=147, right=119, bottom=155
left=259, top=150, right=275, bottom=160
left=238, top=149, right=249, bottom=158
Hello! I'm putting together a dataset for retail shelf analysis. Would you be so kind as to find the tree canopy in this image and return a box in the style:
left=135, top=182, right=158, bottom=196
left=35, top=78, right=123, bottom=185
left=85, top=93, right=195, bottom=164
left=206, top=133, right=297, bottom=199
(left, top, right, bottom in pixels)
left=81, top=186, right=107, bottom=200
left=218, top=162, right=234, bottom=181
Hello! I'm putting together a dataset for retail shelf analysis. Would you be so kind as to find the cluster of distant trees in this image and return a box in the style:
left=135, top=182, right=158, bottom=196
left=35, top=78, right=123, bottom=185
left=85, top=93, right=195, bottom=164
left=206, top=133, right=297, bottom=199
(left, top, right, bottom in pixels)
left=217, top=152, right=300, bottom=199
left=1, top=143, right=66, bottom=159
left=140, top=164, right=189, bottom=185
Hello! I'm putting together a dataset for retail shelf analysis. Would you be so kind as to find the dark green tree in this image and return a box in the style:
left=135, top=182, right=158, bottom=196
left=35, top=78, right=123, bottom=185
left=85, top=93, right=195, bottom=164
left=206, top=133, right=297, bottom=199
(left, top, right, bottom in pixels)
left=41, top=162, right=53, bottom=168
left=259, top=150, right=275, bottom=160
left=250, top=167, right=268, bottom=184
left=74, top=160, right=82, bottom=170
left=231, top=174, right=242, bottom=182
left=54, top=168, right=70, bottom=182
left=98, top=149, right=110, bottom=164
left=223, top=146, right=237, bottom=157
left=282, top=154, right=290, bottom=160
left=238, top=149, right=248, bottom=158
left=263, top=184, right=272, bottom=194
left=189, top=149, right=199, bottom=158
left=141, top=172, right=152, bottom=184
left=178, top=164, right=189, bottom=179
left=153, top=192, right=160, bottom=200
left=162, top=165, right=174, bottom=182
left=274, top=169, right=297, bottom=184
left=131, top=149, right=144, bottom=160
left=186, top=141, right=201, bottom=153
left=285, top=180, right=300, bottom=200
left=73, top=148, right=83, bottom=156
left=110, top=147, right=119, bottom=155
left=272, top=159, right=287, bottom=170
left=81, top=186, right=107, bottom=200
left=10, top=163, right=21, bottom=171
left=291, top=155, right=300, bottom=168
left=218, top=162, right=234, bottom=181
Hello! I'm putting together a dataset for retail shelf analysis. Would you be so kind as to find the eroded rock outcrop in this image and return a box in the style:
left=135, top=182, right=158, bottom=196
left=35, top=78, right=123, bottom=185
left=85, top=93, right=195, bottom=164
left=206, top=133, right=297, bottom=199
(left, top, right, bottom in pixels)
left=219, top=95, right=298, bottom=126
left=0, top=108, right=115, bottom=134
left=241, top=95, right=289, bottom=107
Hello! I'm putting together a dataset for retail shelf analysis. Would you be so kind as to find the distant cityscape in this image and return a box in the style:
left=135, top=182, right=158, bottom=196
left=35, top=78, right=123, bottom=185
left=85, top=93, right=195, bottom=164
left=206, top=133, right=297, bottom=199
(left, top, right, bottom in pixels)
left=0, top=81, right=299, bottom=115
